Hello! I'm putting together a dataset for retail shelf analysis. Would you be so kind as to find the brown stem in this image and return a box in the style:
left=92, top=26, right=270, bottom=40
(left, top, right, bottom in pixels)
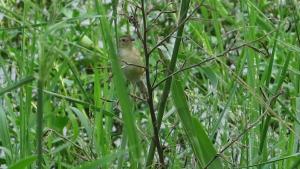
left=140, top=0, right=165, bottom=168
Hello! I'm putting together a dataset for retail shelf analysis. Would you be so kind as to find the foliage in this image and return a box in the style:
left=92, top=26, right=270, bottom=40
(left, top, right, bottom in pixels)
left=0, top=0, right=300, bottom=168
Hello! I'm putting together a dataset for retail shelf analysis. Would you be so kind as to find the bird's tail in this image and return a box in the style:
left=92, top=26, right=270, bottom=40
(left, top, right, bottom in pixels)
left=136, top=80, right=148, bottom=99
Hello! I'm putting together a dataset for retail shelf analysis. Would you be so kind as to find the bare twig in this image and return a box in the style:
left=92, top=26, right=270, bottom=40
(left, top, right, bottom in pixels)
left=149, top=10, right=177, bottom=25
left=121, top=61, right=147, bottom=69
left=148, top=5, right=200, bottom=56
left=152, top=30, right=275, bottom=89
left=130, top=93, right=147, bottom=102
left=139, top=0, right=165, bottom=167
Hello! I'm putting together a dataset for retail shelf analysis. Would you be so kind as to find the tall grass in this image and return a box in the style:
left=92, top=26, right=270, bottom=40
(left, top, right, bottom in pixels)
left=0, top=0, right=300, bottom=169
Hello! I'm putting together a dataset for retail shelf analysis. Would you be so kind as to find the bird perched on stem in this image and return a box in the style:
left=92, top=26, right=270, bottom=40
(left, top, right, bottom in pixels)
left=118, top=35, right=147, bottom=99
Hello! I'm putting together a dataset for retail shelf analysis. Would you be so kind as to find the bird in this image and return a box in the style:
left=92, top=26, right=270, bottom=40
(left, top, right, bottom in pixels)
left=118, top=35, right=147, bottom=99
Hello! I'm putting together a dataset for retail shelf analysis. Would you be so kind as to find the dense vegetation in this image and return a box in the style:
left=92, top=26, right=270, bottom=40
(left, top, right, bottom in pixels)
left=1, top=0, right=300, bottom=168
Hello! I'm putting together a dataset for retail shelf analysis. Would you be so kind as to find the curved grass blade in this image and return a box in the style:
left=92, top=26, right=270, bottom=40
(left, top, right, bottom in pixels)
left=93, top=1, right=141, bottom=167
left=0, top=76, right=35, bottom=96
left=171, top=77, right=223, bottom=169
left=9, top=155, right=37, bottom=169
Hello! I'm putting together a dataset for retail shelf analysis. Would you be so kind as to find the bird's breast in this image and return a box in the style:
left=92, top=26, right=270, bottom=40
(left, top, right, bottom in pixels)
left=118, top=48, right=144, bottom=82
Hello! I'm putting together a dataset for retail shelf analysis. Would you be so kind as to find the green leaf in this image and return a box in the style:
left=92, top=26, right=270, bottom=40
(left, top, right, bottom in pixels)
left=0, top=107, right=12, bottom=162
left=171, top=77, right=223, bottom=169
left=9, top=155, right=37, bottom=169
left=0, top=76, right=35, bottom=96
left=192, top=117, right=222, bottom=168
left=70, top=107, right=92, bottom=139
left=94, top=1, right=141, bottom=166
left=73, top=153, right=120, bottom=169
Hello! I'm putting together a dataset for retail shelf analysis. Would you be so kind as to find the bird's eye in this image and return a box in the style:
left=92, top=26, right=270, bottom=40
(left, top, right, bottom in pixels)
left=122, top=39, right=125, bottom=42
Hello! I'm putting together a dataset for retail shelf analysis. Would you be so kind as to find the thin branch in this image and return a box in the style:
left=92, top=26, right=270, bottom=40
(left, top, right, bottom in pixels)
left=149, top=10, right=177, bottom=26
left=148, top=5, right=200, bottom=56
left=121, top=61, right=147, bottom=69
left=140, top=0, right=165, bottom=168
left=146, top=0, right=193, bottom=167
left=244, top=44, right=268, bottom=56
left=130, top=93, right=147, bottom=102
left=152, top=30, right=275, bottom=89
left=153, top=10, right=177, bottom=20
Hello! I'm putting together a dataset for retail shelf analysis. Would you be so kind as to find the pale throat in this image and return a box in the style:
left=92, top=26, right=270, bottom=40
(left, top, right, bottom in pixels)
left=119, top=46, right=133, bottom=57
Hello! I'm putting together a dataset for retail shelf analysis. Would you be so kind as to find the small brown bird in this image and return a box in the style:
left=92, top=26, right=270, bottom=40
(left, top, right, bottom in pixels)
left=118, top=35, right=147, bottom=99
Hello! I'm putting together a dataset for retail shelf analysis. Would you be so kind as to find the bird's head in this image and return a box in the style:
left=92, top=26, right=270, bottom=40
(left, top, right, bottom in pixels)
left=119, top=35, right=135, bottom=49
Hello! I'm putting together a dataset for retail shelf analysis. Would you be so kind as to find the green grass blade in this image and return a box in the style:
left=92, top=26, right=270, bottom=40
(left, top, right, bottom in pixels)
left=259, top=54, right=292, bottom=156
left=94, top=0, right=141, bottom=166
left=9, top=155, right=37, bottom=169
left=70, top=107, right=92, bottom=139
left=93, top=66, right=108, bottom=158
left=0, top=107, right=13, bottom=164
left=146, top=0, right=192, bottom=166
left=73, top=153, right=120, bottom=169
left=171, top=77, right=223, bottom=169
left=0, top=76, right=35, bottom=96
